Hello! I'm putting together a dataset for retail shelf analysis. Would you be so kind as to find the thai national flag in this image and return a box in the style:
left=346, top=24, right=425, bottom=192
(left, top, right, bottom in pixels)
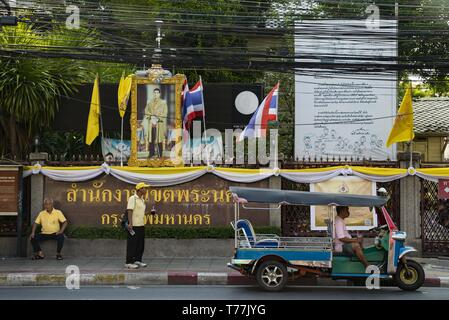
left=182, top=79, right=205, bottom=130
left=239, top=82, right=279, bottom=141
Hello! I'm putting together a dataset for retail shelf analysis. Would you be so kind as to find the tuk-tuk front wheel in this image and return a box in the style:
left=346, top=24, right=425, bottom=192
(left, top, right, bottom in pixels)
left=394, top=259, right=425, bottom=291
left=256, top=260, right=288, bottom=292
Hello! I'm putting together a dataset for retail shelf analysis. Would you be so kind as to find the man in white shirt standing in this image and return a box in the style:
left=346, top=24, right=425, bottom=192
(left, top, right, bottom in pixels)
left=125, top=182, right=150, bottom=269
left=334, top=206, right=369, bottom=269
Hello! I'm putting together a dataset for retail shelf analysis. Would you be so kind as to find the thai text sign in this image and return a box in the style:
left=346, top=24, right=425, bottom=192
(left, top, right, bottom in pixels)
left=43, top=174, right=270, bottom=227
left=294, top=20, right=397, bottom=161
left=0, top=167, right=20, bottom=216
left=310, top=176, right=377, bottom=230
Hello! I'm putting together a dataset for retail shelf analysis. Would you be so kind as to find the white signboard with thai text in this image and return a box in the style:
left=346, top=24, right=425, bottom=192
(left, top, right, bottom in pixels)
left=294, top=20, right=397, bottom=161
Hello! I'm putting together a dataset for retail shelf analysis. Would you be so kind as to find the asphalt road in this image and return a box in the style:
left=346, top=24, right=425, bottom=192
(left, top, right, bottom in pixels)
left=0, top=285, right=449, bottom=300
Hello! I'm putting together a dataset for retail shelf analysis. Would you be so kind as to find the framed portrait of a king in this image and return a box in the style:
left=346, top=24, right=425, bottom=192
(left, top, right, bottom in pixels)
left=128, top=73, right=185, bottom=167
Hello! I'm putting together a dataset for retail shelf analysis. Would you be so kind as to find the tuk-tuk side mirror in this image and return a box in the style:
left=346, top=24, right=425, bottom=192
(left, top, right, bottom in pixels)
left=377, top=187, right=387, bottom=196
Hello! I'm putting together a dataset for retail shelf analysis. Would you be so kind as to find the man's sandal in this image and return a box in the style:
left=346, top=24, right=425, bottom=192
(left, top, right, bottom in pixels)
left=32, top=254, right=44, bottom=260
left=56, top=254, right=63, bottom=260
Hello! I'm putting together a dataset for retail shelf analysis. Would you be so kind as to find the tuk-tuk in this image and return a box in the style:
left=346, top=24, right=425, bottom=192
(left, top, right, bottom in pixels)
left=227, top=186, right=425, bottom=292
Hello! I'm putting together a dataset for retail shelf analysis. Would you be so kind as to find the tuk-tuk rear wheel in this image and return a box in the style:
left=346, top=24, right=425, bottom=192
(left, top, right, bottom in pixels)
left=256, top=260, right=288, bottom=292
left=394, top=259, right=425, bottom=291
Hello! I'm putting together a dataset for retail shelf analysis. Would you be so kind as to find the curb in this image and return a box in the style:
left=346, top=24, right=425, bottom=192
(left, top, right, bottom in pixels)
left=0, top=272, right=446, bottom=288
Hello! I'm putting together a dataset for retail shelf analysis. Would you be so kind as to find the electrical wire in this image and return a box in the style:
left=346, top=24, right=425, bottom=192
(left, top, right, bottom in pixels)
left=2, top=0, right=449, bottom=83
left=55, top=90, right=448, bottom=128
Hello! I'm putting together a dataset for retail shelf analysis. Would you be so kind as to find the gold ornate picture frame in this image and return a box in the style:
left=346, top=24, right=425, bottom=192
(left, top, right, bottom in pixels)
left=128, top=72, right=185, bottom=167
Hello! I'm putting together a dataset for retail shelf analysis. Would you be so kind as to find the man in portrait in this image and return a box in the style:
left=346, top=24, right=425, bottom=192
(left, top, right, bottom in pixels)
left=144, top=88, right=168, bottom=157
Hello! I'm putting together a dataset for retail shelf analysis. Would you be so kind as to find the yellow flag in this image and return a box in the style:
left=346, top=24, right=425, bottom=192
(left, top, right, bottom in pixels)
left=117, top=73, right=132, bottom=118
left=386, top=87, right=414, bottom=147
left=85, top=75, right=100, bottom=145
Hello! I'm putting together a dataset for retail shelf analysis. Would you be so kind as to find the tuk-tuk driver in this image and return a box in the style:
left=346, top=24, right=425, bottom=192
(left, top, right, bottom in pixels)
left=334, top=206, right=370, bottom=269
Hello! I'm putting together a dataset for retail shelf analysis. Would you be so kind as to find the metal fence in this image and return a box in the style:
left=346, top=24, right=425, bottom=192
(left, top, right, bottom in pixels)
left=420, top=179, right=449, bottom=256
left=281, top=161, right=401, bottom=237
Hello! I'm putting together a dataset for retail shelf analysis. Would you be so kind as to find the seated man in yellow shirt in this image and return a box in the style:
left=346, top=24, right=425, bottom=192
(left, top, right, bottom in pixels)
left=30, top=198, right=68, bottom=260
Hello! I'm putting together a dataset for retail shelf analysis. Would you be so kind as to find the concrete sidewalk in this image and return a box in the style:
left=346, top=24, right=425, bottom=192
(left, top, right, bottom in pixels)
left=0, top=256, right=448, bottom=287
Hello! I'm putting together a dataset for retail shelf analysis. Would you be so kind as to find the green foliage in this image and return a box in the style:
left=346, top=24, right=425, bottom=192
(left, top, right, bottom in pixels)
left=237, top=16, right=296, bottom=160
left=262, top=71, right=295, bottom=160
left=103, top=0, right=264, bottom=83
left=397, top=0, right=449, bottom=93
left=314, top=0, right=396, bottom=19
left=156, top=0, right=263, bottom=82
left=65, top=225, right=281, bottom=239
left=39, top=130, right=86, bottom=159
left=0, top=21, right=133, bottom=158
left=0, top=23, right=86, bottom=157
left=0, top=24, right=95, bottom=129
left=307, top=0, right=449, bottom=94
left=38, top=127, right=129, bottom=158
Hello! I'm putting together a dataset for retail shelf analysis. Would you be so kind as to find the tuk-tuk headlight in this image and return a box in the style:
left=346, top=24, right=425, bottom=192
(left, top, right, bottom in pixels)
left=392, top=231, right=406, bottom=241
left=374, top=237, right=380, bottom=246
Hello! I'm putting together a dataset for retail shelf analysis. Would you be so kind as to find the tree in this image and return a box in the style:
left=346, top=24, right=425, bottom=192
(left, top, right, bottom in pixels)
left=262, top=71, right=295, bottom=159
left=283, top=0, right=449, bottom=94
left=100, top=0, right=280, bottom=82
left=0, top=22, right=129, bottom=158
left=397, top=0, right=449, bottom=94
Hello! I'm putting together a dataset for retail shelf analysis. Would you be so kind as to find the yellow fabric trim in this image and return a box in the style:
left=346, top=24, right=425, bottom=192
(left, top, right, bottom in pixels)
left=416, top=168, right=449, bottom=176
left=280, top=166, right=346, bottom=173
left=214, top=167, right=273, bottom=174
left=24, top=165, right=405, bottom=175
left=40, top=166, right=102, bottom=170
left=112, top=166, right=207, bottom=175
left=23, top=165, right=449, bottom=180
left=350, top=166, right=407, bottom=176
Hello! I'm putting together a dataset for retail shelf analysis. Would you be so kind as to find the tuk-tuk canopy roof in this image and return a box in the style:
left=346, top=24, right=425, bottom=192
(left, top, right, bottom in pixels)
left=229, top=187, right=388, bottom=207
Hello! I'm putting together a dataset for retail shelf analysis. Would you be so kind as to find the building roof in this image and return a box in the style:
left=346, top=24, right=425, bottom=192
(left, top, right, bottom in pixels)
left=414, top=97, right=449, bottom=136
